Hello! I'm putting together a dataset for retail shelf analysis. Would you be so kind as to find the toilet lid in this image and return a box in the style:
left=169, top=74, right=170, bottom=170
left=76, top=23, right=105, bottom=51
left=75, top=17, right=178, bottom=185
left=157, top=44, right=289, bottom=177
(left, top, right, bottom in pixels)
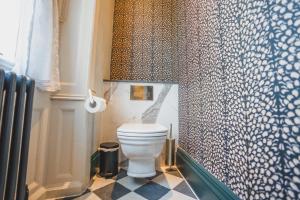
left=117, top=123, right=168, bottom=137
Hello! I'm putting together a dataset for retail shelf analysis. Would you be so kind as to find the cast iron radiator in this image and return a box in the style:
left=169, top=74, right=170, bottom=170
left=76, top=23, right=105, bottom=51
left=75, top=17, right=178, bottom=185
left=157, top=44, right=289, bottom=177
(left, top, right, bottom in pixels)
left=0, top=69, right=35, bottom=200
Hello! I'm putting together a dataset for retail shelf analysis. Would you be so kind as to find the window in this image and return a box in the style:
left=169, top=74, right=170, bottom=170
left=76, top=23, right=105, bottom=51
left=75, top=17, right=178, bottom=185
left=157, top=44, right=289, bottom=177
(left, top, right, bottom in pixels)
left=0, top=0, right=22, bottom=67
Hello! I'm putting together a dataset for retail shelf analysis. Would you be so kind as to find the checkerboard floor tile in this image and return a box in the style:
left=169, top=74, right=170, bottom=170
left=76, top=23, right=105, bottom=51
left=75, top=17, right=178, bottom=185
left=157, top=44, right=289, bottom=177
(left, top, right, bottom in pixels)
left=60, top=168, right=197, bottom=200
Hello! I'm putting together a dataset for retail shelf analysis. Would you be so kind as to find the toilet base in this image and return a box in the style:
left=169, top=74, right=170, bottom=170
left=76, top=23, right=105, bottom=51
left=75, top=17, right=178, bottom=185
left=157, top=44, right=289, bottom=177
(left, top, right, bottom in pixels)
left=127, top=158, right=156, bottom=178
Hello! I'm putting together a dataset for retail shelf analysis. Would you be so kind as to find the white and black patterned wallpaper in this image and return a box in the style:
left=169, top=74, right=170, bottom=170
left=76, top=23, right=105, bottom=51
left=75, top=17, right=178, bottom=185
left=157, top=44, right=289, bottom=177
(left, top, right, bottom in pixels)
left=177, top=0, right=300, bottom=200
left=110, top=0, right=179, bottom=82
left=111, top=0, right=300, bottom=199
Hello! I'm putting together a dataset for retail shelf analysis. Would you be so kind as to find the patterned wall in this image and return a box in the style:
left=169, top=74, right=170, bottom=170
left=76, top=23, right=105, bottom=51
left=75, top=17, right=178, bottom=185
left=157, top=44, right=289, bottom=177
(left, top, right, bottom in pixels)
left=111, top=0, right=300, bottom=199
left=177, top=0, right=300, bottom=200
left=110, top=0, right=179, bottom=82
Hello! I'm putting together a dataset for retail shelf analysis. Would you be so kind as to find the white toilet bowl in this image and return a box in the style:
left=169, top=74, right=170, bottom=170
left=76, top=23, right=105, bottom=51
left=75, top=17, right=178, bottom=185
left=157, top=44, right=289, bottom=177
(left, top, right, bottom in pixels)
left=117, top=123, right=168, bottom=178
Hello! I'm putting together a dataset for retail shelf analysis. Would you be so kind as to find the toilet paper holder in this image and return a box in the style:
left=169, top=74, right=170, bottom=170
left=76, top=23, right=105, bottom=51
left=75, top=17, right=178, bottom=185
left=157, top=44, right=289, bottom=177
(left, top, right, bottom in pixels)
left=85, top=89, right=107, bottom=113
left=88, top=89, right=97, bottom=108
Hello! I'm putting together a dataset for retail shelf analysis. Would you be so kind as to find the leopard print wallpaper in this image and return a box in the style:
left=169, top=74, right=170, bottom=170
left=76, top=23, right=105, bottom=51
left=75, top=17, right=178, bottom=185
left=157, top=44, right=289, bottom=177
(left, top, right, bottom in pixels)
left=110, top=0, right=179, bottom=82
left=110, top=0, right=300, bottom=199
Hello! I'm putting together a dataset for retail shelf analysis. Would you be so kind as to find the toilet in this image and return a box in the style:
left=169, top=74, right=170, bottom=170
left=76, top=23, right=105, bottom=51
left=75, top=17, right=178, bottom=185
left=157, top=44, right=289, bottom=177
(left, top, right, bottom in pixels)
left=117, top=123, right=168, bottom=178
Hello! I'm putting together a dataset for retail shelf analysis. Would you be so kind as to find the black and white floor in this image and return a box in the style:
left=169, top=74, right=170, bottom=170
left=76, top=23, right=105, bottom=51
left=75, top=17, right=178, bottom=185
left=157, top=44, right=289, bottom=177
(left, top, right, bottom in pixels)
left=61, top=167, right=197, bottom=200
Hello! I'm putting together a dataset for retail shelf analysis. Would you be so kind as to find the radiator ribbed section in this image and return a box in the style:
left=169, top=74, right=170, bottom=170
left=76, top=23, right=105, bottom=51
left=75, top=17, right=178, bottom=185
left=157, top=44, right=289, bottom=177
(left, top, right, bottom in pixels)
left=0, top=69, right=35, bottom=200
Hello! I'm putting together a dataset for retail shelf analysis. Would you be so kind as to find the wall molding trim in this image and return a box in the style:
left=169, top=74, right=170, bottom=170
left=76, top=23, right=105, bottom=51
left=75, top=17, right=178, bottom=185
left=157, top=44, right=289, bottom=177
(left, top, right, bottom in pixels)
left=50, top=94, right=86, bottom=101
left=45, top=181, right=85, bottom=199
left=29, top=181, right=85, bottom=200
left=28, top=182, right=47, bottom=200
left=176, top=148, right=239, bottom=200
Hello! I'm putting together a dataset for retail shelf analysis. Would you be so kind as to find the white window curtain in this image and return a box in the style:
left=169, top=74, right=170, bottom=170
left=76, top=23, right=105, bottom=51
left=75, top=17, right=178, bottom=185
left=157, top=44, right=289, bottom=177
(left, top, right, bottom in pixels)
left=13, top=0, right=61, bottom=92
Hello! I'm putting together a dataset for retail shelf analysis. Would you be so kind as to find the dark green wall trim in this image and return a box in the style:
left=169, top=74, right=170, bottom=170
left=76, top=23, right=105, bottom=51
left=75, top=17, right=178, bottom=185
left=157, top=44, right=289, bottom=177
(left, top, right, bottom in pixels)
left=90, top=151, right=99, bottom=178
left=176, top=148, right=240, bottom=200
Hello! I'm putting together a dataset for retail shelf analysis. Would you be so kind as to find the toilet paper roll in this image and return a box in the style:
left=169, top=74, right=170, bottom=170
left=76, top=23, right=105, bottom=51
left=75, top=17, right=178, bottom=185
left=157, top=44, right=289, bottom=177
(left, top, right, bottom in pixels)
left=84, top=95, right=107, bottom=113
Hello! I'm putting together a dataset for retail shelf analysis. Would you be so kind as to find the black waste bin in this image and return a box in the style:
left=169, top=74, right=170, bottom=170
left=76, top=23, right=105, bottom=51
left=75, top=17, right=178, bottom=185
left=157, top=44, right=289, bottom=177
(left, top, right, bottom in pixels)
left=99, top=142, right=119, bottom=178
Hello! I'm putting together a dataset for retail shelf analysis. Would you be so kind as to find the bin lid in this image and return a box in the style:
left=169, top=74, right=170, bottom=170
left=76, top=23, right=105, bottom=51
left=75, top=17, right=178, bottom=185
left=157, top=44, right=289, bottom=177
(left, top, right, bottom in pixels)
left=100, top=142, right=119, bottom=149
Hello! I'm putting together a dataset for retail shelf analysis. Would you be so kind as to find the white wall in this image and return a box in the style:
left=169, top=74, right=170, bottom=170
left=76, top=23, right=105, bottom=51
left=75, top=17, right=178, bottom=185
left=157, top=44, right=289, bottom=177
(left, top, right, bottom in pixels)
left=90, top=0, right=115, bottom=150
left=27, top=90, right=51, bottom=199
left=94, top=0, right=115, bottom=81
left=27, top=0, right=99, bottom=199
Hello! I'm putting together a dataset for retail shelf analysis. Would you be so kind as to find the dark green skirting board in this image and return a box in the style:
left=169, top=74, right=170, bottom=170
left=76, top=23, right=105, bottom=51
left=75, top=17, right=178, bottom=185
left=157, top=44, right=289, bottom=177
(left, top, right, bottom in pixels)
left=176, top=148, right=240, bottom=200
left=90, top=151, right=100, bottom=178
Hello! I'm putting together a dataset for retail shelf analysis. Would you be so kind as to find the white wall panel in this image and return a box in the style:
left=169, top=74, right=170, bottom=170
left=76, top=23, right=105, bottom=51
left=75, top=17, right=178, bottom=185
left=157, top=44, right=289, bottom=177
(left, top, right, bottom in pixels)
left=28, top=0, right=98, bottom=199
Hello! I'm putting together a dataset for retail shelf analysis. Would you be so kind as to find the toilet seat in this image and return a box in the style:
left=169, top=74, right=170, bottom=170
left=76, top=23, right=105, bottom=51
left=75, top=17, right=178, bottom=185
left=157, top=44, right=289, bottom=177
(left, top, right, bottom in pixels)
left=117, top=132, right=167, bottom=137
left=117, top=123, right=168, bottom=137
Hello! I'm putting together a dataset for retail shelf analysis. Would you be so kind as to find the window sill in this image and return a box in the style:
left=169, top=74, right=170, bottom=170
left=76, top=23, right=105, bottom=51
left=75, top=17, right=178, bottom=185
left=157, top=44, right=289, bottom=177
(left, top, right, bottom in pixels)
left=0, top=55, right=14, bottom=71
